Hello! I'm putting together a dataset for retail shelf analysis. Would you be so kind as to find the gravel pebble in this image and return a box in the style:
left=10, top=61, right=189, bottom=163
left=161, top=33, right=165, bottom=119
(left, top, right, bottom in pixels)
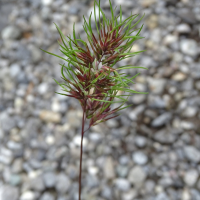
left=1, top=26, right=22, bottom=39
left=184, top=169, right=199, bottom=187
left=184, top=146, right=200, bottom=163
left=128, top=166, right=147, bottom=185
left=180, top=39, right=199, bottom=57
left=0, top=185, right=19, bottom=200
left=132, top=151, right=148, bottom=165
left=56, top=173, right=71, bottom=194
left=114, top=178, right=131, bottom=191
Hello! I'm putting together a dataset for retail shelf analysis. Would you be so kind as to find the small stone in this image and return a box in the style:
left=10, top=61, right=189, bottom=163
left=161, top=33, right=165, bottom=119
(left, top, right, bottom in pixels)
left=195, top=81, right=200, bottom=90
left=116, top=165, right=129, bottom=177
left=103, top=157, right=115, bottom=180
left=89, top=132, right=102, bottom=143
left=159, top=177, right=173, bottom=188
left=115, top=0, right=133, bottom=6
left=43, top=172, right=56, bottom=188
left=128, top=105, right=145, bottom=121
left=72, top=135, right=88, bottom=147
left=180, top=39, right=198, bottom=57
left=131, top=94, right=146, bottom=104
left=148, top=95, right=166, bottom=108
left=172, top=72, right=187, bottom=81
left=14, top=97, right=24, bottom=109
left=10, top=174, right=22, bottom=186
left=40, top=192, right=55, bottom=200
left=101, top=185, right=113, bottom=199
left=134, top=136, right=147, bottom=148
left=41, top=7, right=52, bottom=20
left=141, top=0, right=156, bottom=7
left=172, top=52, right=183, bottom=63
left=45, top=135, right=55, bottom=145
left=132, top=151, right=148, bottom=165
left=38, top=83, right=48, bottom=94
left=30, top=15, right=42, bottom=29
left=66, top=110, right=82, bottom=128
left=154, top=129, right=177, bottom=144
left=146, top=14, right=158, bottom=29
left=176, top=24, right=191, bottom=33
left=12, top=159, right=23, bottom=173
left=182, top=107, right=197, bottom=118
left=56, top=173, right=71, bottom=194
left=106, top=119, right=118, bottom=128
left=10, top=64, right=21, bottom=78
left=39, top=110, right=61, bottom=123
left=2, top=26, right=22, bottom=39
left=180, top=121, right=195, bottom=130
left=0, top=147, right=13, bottom=165
left=20, top=191, right=35, bottom=200
left=114, top=178, right=130, bottom=191
left=122, top=189, right=137, bottom=200
left=51, top=98, right=61, bottom=112
left=29, top=45, right=42, bottom=63
left=184, top=169, right=199, bottom=186
left=86, top=174, right=99, bottom=188
left=30, top=176, right=45, bottom=191
left=68, top=2, right=80, bottom=15
left=191, top=189, right=200, bottom=200
left=151, top=112, right=172, bottom=127
left=42, top=0, right=53, bottom=6
left=177, top=8, right=197, bottom=24
left=7, top=141, right=22, bottom=150
left=182, top=189, right=191, bottom=200
left=147, top=78, right=166, bottom=94
left=128, top=166, right=146, bottom=185
left=163, top=35, right=178, bottom=45
left=0, top=185, right=19, bottom=200
left=145, top=180, right=155, bottom=193
left=184, top=146, right=200, bottom=163
left=155, top=193, right=170, bottom=200
left=119, top=155, right=129, bottom=165
left=0, top=113, right=16, bottom=132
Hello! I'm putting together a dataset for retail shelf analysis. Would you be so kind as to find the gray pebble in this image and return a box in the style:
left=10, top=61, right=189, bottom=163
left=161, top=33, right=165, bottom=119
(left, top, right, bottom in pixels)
left=0, top=185, right=19, bottom=200
left=119, top=155, right=130, bottom=165
left=128, top=166, right=147, bottom=185
left=114, top=178, right=130, bottom=191
left=100, top=185, right=113, bottom=199
left=43, top=172, right=56, bottom=188
left=180, top=39, right=199, bottom=57
left=132, top=151, right=148, bottom=165
left=184, top=169, right=199, bottom=187
left=134, top=136, right=147, bottom=148
left=153, top=129, right=178, bottom=144
left=10, top=64, right=21, bottom=78
left=151, top=112, right=172, bottom=127
left=56, top=173, right=71, bottom=193
left=184, top=146, right=200, bottom=163
left=40, top=192, right=55, bottom=200
left=0, top=113, right=16, bottom=132
left=30, top=176, right=45, bottom=191
left=1, top=26, right=22, bottom=40
left=116, top=165, right=129, bottom=177
left=86, top=174, right=99, bottom=188
left=147, top=78, right=166, bottom=94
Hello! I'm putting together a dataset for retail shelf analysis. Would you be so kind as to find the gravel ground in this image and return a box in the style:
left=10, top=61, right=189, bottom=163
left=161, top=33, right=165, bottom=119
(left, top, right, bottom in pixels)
left=0, top=0, right=200, bottom=200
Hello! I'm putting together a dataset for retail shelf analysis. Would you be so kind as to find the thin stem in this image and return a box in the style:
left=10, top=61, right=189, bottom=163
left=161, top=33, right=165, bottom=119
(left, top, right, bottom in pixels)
left=78, top=99, right=86, bottom=200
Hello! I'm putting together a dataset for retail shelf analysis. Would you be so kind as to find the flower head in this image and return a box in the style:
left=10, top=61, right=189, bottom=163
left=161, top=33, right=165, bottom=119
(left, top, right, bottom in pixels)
left=41, top=0, right=148, bottom=128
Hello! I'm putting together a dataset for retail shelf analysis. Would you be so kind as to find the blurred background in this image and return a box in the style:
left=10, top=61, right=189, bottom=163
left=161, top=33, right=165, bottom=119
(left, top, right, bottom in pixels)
left=0, top=0, right=200, bottom=199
